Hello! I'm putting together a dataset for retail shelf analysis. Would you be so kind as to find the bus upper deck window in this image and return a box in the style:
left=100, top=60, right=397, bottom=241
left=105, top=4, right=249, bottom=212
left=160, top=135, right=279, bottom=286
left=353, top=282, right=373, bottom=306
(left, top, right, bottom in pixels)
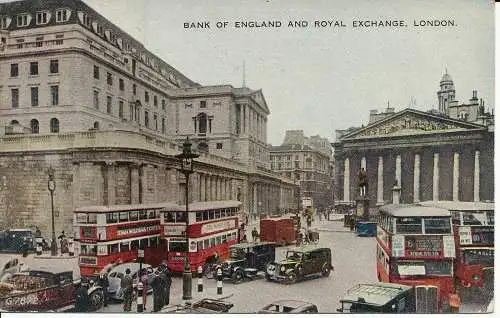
left=196, top=212, right=202, bottom=222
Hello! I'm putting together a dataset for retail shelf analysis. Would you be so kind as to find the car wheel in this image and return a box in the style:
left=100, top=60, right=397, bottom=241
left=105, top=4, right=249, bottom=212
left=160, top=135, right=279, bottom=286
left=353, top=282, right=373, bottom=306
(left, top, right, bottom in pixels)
left=265, top=273, right=272, bottom=281
left=287, top=272, right=297, bottom=284
left=232, top=269, right=244, bottom=284
left=88, top=290, right=104, bottom=311
left=321, top=264, right=331, bottom=277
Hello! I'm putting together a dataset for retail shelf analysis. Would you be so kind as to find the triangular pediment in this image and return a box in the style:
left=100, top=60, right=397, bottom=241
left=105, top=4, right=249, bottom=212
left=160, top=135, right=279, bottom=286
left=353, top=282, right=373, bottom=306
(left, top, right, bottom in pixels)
left=250, top=90, right=270, bottom=114
left=342, top=108, right=486, bottom=139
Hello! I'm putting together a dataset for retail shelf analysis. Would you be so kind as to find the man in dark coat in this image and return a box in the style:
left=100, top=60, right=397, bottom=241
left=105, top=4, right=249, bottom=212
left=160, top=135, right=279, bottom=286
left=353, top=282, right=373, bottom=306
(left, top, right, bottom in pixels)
left=151, top=269, right=164, bottom=312
left=75, top=281, right=90, bottom=312
left=160, top=267, right=172, bottom=306
left=96, top=272, right=110, bottom=307
left=121, top=268, right=133, bottom=312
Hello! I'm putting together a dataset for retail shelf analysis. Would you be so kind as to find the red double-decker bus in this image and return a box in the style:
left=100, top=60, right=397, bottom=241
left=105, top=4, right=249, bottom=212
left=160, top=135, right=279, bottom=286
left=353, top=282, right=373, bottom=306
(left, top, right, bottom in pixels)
left=420, top=201, right=494, bottom=290
left=376, top=204, right=456, bottom=312
left=160, top=200, right=241, bottom=273
left=74, top=203, right=176, bottom=277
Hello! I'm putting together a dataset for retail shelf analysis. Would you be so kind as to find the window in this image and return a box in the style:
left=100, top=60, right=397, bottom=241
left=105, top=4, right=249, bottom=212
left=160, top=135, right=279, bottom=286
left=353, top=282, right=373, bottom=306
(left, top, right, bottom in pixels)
left=132, top=84, right=136, bottom=95
left=198, top=113, right=207, bottom=134
left=93, top=65, right=99, bottom=79
left=154, top=114, right=158, bottom=130
left=145, top=91, right=149, bottom=103
left=11, top=89, right=19, bottom=108
left=30, top=119, right=39, bottom=134
left=49, top=60, right=59, bottom=73
left=36, top=11, right=48, bottom=25
left=162, top=99, right=166, bottom=110
left=161, top=118, right=166, bottom=133
left=106, top=96, right=112, bottom=114
left=55, top=9, right=69, bottom=23
left=17, top=14, right=29, bottom=27
left=423, top=218, right=451, bottom=234
left=129, top=104, right=134, bottom=121
left=153, top=95, right=158, bottom=107
left=396, top=217, right=422, bottom=234
left=93, top=90, right=99, bottom=109
left=462, top=249, right=494, bottom=266
left=107, top=72, right=113, bottom=85
left=50, top=85, right=59, bottom=105
left=200, top=100, right=206, bottom=108
left=462, top=212, right=483, bottom=226
left=144, top=111, right=149, bottom=127
left=30, top=87, right=39, bottom=106
left=50, top=118, right=59, bottom=133
left=216, top=143, right=223, bottom=149
left=0, top=16, right=9, bottom=29
left=119, top=78, right=124, bottom=91
left=119, top=101, right=124, bottom=118
left=30, top=62, right=38, bottom=75
left=93, top=121, right=99, bottom=130
left=10, top=64, right=18, bottom=77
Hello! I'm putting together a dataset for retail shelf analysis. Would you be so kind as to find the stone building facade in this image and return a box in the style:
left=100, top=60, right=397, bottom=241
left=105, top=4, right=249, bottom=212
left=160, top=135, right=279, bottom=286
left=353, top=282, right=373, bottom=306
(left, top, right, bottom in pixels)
left=0, top=0, right=296, bottom=233
left=270, top=131, right=334, bottom=211
left=334, top=108, right=494, bottom=207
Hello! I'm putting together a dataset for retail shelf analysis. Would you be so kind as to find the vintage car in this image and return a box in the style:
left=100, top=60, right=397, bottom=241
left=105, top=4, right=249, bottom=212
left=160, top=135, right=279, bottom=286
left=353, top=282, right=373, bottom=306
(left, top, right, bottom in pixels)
left=337, top=282, right=440, bottom=313
left=258, top=300, right=319, bottom=313
left=107, top=262, right=155, bottom=300
left=265, top=247, right=333, bottom=283
left=161, top=298, right=234, bottom=313
left=0, top=268, right=104, bottom=312
left=219, top=242, right=276, bottom=283
left=0, top=229, right=36, bottom=254
left=0, top=257, right=26, bottom=282
left=356, top=221, right=377, bottom=237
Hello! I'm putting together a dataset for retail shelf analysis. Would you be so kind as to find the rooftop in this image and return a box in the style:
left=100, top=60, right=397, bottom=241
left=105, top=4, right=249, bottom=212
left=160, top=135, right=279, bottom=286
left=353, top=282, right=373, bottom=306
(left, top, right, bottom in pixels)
left=341, top=283, right=413, bottom=306
left=379, top=204, right=451, bottom=217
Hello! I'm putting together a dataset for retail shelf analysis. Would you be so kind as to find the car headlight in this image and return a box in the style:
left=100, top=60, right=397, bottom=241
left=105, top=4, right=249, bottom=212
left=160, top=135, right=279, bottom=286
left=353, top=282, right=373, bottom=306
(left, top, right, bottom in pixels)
left=472, top=274, right=481, bottom=281
left=268, top=264, right=275, bottom=271
left=280, top=266, right=286, bottom=272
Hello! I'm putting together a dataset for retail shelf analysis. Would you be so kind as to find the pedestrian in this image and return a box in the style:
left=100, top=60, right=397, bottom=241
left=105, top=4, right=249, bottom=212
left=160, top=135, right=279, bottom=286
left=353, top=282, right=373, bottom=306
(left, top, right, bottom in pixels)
left=35, top=226, right=41, bottom=238
left=96, top=272, right=109, bottom=307
left=161, top=267, right=172, bottom=306
left=245, top=214, right=249, bottom=226
left=241, top=234, right=248, bottom=243
left=121, top=268, right=133, bottom=312
left=449, top=293, right=461, bottom=313
left=306, top=215, right=312, bottom=228
left=141, top=269, right=149, bottom=310
left=151, top=269, right=164, bottom=312
left=251, top=227, right=259, bottom=242
left=75, top=281, right=90, bottom=312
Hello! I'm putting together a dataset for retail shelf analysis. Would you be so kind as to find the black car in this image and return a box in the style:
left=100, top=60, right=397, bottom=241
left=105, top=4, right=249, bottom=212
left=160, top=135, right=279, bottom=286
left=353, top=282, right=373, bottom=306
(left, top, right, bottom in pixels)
left=266, top=246, right=333, bottom=283
left=0, top=229, right=36, bottom=253
left=219, top=242, right=276, bottom=283
left=161, top=298, right=234, bottom=313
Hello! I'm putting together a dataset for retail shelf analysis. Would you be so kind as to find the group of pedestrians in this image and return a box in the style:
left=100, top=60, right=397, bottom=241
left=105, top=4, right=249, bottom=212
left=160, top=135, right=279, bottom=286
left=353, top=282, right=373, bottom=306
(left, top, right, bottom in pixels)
left=120, top=265, right=172, bottom=312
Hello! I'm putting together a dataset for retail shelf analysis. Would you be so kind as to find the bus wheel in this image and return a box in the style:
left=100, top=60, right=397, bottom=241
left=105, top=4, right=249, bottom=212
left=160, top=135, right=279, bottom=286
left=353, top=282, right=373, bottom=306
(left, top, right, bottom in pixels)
left=232, top=269, right=244, bottom=284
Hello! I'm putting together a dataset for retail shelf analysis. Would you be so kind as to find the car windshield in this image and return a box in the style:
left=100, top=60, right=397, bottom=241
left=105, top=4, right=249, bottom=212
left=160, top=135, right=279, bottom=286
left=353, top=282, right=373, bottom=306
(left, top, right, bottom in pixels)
left=286, top=251, right=303, bottom=261
left=229, top=247, right=246, bottom=259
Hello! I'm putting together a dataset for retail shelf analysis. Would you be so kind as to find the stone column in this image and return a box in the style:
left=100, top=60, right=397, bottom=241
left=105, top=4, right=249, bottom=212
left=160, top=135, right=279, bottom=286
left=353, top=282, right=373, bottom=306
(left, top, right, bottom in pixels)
left=395, top=155, right=401, bottom=187
left=377, top=156, right=384, bottom=205
left=211, top=175, right=216, bottom=201
left=72, top=163, right=81, bottom=209
left=105, top=161, right=116, bottom=205
left=474, top=150, right=480, bottom=202
left=413, top=154, right=420, bottom=203
left=153, top=165, right=159, bottom=202
left=453, top=153, right=460, bottom=201
left=139, top=164, right=148, bottom=204
left=253, top=184, right=258, bottom=217
left=343, top=158, right=350, bottom=202
left=433, top=153, right=439, bottom=201
left=130, top=163, right=140, bottom=204
left=200, top=173, right=206, bottom=201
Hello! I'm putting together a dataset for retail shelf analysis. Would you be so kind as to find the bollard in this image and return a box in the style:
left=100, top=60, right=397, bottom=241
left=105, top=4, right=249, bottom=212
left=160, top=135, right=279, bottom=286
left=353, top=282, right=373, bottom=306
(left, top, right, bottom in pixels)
left=68, top=237, right=74, bottom=256
left=36, top=237, right=42, bottom=256
left=197, top=266, right=203, bottom=292
left=137, top=282, right=144, bottom=312
left=216, top=268, right=223, bottom=295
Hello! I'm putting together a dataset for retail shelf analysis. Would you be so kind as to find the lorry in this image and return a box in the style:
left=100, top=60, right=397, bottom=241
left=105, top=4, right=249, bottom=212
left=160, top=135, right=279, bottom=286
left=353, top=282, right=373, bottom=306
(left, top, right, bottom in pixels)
left=260, top=218, right=297, bottom=245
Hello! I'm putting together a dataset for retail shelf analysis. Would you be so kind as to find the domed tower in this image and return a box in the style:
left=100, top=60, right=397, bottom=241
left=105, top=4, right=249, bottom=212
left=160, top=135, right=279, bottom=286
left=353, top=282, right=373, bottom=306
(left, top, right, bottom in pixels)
left=437, top=69, right=455, bottom=115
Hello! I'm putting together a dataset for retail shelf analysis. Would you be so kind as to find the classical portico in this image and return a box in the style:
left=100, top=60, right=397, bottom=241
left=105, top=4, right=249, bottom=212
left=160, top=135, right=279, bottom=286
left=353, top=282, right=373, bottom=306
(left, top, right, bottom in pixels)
left=334, top=108, right=494, bottom=207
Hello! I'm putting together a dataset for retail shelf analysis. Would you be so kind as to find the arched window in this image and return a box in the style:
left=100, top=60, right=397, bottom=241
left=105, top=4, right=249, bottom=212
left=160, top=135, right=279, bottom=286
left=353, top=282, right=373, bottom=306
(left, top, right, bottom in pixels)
left=197, top=113, right=207, bottom=134
left=30, top=119, right=39, bottom=134
left=93, top=121, right=99, bottom=130
left=50, top=118, right=59, bottom=133
left=10, top=120, right=19, bottom=125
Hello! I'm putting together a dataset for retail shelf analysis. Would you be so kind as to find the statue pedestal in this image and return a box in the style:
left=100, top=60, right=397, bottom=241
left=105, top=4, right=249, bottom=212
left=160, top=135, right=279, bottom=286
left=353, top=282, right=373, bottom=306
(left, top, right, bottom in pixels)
left=356, top=196, right=370, bottom=221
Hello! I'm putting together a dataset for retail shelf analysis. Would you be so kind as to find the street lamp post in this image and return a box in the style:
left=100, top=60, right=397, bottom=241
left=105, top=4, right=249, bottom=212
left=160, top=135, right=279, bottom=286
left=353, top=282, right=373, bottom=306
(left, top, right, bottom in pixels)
left=175, top=137, right=199, bottom=301
left=47, top=167, right=58, bottom=256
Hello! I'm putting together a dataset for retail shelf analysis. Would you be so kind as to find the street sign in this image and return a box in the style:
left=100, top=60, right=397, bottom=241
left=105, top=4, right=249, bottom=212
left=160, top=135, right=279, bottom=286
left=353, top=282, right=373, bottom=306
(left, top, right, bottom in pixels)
left=138, top=249, right=144, bottom=258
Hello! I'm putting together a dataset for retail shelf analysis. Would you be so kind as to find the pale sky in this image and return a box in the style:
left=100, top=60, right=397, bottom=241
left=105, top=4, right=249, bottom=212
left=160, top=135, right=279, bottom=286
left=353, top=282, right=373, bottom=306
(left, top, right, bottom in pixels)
left=9, top=0, right=497, bottom=145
